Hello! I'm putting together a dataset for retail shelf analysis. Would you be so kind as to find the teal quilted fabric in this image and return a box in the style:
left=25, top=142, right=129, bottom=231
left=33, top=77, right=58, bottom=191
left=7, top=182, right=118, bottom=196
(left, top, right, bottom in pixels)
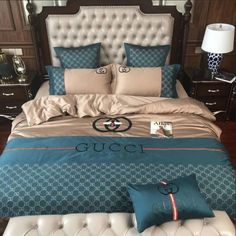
left=0, top=136, right=235, bottom=218
left=124, top=43, right=170, bottom=67
left=46, top=66, right=65, bottom=95
left=54, top=43, right=101, bottom=68
left=0, top=163, right=235, bottom=217
left=161, top=64, right=180, bottom=98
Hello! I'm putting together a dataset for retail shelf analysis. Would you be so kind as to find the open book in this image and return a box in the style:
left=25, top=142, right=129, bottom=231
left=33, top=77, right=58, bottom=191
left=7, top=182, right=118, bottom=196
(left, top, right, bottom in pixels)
left=150, top=121, right=173, bottom=138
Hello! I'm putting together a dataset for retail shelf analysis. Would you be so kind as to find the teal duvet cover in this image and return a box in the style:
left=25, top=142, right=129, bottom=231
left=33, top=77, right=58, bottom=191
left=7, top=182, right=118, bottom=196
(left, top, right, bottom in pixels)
left=0, top=136, right=235, bottom=218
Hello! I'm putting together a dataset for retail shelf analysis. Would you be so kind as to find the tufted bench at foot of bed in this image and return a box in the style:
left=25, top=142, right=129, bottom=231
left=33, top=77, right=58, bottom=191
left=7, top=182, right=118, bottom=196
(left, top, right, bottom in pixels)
left=3, top=211, right=235, bottom=236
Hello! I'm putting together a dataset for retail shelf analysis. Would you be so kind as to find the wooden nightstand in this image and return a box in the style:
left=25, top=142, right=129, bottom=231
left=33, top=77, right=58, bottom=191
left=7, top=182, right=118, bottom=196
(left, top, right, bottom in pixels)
left=0, top=72, right=37, bottom=120
left=185, top=68, right=235, bottom=121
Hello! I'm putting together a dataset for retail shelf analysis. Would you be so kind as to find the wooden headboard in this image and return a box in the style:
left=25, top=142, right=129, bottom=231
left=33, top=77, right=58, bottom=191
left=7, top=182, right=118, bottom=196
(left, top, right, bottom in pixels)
left=26, top=0, right=192, bottom=75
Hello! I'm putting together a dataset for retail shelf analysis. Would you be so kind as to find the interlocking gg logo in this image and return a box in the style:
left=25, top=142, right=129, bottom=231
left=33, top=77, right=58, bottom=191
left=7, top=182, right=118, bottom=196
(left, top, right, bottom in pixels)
left=92, top=116, right=132, bottom=132
left=119, top=65, right=131, bottom=73
left=96, top=67, right=107, bottom=74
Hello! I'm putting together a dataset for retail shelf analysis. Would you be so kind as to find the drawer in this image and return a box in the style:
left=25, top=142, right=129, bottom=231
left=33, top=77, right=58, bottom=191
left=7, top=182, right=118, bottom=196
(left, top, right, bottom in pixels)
left=0, top=86, right=28, bottom=101
left=198, top=97, right=227, bottom=111
left=0, top=102, right=22, bottom=115
left=196, top=83, right=231, bottom=97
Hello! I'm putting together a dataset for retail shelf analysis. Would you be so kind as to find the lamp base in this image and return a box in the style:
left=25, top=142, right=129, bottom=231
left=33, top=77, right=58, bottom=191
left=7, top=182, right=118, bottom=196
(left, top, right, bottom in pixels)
left=207, top=53, right=223, bottom=77
left=17, top=74, right=28, bottom=83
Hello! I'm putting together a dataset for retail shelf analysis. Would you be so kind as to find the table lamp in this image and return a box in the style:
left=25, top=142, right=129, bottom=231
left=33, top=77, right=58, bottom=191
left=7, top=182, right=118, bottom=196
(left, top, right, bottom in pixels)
left=201, top=23, right=235, bottom=77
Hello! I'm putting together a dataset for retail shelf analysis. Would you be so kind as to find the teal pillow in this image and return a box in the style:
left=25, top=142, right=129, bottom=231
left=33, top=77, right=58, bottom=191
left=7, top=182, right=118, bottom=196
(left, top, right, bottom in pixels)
left=46, top=66, right=65, bottom=95
left=54, top=43, right=101, bottom=68
left=128, top=174, right=214, bottom=233
left=161, top=64, right=180, bottom=98
left=124, top=43, right=170, bottom=67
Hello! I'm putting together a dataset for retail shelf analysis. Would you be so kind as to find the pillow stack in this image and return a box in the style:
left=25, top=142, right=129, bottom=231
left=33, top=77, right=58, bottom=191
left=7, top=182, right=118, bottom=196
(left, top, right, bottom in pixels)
left=47, top=42, right=180, bottom=98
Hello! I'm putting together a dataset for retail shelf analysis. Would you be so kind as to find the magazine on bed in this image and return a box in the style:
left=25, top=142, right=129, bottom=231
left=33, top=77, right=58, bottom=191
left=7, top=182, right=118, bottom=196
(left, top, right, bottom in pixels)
left=150, top=121, right=173, bottom=138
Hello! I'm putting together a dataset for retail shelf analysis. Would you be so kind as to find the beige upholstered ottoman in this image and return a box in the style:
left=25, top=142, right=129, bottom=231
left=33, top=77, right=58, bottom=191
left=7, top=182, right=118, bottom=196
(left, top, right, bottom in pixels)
left=3, top=211, right=235, bottom=236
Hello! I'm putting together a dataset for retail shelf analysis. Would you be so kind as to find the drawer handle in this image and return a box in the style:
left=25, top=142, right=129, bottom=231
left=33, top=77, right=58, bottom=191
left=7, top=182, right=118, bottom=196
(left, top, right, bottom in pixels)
left=205, top=102, right=217, bottom=106
left=2, top=92, right=14, bottom=96
left=208, top=89, right=220, bottom=93
left=5, top=106, right=17, bottom=110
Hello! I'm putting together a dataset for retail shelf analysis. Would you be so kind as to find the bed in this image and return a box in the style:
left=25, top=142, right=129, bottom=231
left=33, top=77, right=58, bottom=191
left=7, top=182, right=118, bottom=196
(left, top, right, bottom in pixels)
left=0, top=0, right=236, bottom=234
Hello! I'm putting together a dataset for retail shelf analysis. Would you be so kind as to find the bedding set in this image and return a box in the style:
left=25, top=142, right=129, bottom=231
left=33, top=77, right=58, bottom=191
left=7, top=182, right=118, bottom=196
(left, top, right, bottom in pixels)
left=0, top=43, right=235, bottom=232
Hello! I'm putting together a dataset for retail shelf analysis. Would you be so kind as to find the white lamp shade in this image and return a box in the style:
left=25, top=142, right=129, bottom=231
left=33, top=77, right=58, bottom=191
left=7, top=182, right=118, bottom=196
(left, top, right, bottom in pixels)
left=201, top=23, right=235, bottom=54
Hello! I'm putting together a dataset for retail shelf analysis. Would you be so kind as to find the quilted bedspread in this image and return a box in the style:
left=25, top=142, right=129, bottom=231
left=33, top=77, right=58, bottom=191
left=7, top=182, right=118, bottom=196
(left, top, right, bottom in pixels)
left=0, top=136, right=235, bottom=218
left=0, top=94, right=235, bottom=218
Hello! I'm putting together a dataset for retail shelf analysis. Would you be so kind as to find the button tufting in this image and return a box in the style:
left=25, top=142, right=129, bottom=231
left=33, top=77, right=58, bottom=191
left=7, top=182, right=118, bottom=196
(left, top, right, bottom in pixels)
left=107, top=222, right=111, bottom=228
left=83, top=222, right=87, bottom=227
left=47, top=8, right=173, bottom=67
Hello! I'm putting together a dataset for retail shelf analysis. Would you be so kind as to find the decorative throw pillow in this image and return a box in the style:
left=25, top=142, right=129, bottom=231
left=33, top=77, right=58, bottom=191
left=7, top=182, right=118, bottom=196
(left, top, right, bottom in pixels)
left=127, top=174, right=214, bottom=233
left=54, top=43, right=101, bottom=68
left=46, top=65, right=112, bottom=95
left=124, top=43, right=170, bottom=67
left=46, top=66, right=65, bottom=95
left=112, top=64, right=180, bottom=98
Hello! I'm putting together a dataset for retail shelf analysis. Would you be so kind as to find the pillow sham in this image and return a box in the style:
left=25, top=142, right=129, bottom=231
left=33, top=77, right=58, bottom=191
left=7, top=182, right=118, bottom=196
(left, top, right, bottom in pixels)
left=54, top=43, right=101, bottom=68
left=124, top=43, right=170, bottom=67
left=46, top=65, right=112, bottom=95
left=112, top=64, right=180, bottom=97
left=128, top=174, right=214, bottom=233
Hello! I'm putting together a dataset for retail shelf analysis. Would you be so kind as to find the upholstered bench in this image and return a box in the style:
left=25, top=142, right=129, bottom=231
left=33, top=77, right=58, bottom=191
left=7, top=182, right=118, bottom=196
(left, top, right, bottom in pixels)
left=3, top=211, right=235, bottom=236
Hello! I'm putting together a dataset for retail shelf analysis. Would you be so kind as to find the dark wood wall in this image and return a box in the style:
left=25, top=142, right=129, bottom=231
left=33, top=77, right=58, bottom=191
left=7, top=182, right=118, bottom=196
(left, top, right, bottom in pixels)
left=0, top=1, right=37, bottom=71
left=0, top=0, right=235, bottom=73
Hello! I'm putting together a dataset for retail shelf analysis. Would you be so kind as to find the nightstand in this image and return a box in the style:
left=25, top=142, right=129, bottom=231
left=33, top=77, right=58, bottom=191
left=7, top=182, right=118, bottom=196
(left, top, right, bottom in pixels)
left=0, top=72, right=37, bottom=120
left=185, top=68, right=235, bottom=121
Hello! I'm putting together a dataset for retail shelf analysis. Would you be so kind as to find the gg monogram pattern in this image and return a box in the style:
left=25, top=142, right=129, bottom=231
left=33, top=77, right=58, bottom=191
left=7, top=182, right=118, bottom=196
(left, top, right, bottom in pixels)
left=124, top=43, right=170, bottom=67
left=0, top=163, right=235, bottom=218
left=118, top=65, right=131, bottom=73
left=161, top=64, right=180, bottom=98
left=46, top=66, right=65, bottom=95
left=54, top=43, right=101, bottom=68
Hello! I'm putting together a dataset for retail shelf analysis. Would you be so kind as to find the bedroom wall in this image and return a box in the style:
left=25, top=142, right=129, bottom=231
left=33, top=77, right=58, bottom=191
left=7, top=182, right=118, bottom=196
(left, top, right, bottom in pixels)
left=0, top=0, right=235, bottom=73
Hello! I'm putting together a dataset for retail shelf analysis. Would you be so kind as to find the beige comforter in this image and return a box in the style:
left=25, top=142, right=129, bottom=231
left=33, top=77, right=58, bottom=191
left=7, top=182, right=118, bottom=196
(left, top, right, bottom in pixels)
left=9, top=94, right=221, bottom=140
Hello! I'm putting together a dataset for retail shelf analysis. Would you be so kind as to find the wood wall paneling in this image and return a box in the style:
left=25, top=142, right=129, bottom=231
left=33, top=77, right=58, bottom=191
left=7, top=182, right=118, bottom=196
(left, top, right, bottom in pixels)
left=0, top=1, right=15, bottom=31
left=0, top=0, right=36, bottom=72
left=184, top=0, right=236, bottom=73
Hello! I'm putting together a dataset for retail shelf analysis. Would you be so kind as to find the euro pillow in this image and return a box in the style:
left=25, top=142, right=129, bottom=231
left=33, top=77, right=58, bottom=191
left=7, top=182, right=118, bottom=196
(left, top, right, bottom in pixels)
left=124, top=43, right=170, bottom=67
left=128, top=174, right=214, bottom=233
left=112, top=64, right=180, bottom=97
left=54, top=43, right=101, bottom=68
left=46, top=65, right=112, bottom=95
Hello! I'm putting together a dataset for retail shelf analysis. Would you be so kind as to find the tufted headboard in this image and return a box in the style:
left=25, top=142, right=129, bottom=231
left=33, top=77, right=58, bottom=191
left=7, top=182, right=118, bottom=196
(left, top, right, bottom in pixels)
left=26, top=0, right=193, bottom=74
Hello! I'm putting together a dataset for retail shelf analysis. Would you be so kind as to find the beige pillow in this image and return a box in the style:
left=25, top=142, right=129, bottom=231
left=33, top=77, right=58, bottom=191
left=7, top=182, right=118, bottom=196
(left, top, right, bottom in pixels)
left=64, top=65, right=112, bottom=94
left=112, top=64, right=162, bottom=96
